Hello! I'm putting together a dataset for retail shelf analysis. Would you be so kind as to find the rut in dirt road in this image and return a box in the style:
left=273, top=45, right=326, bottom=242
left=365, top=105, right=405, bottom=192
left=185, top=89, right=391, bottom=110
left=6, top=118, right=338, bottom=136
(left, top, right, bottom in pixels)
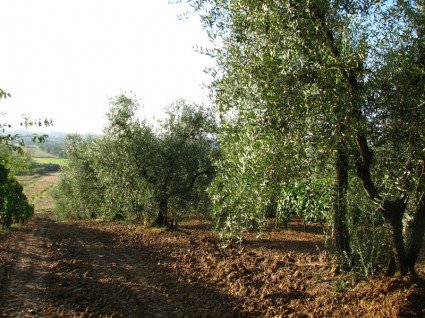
left=0, top=215, right=245, bottom=318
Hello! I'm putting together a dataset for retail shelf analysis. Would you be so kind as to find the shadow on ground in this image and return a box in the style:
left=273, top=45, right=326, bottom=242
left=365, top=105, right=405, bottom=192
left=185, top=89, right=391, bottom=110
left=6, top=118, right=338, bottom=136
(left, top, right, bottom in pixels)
left=35, top=216, right=250, bottom=317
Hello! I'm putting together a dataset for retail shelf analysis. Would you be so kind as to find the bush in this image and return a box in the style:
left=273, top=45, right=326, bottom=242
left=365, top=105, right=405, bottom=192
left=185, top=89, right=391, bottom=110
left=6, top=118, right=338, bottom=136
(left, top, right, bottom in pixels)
left=0, top=165, right=34, bottom=229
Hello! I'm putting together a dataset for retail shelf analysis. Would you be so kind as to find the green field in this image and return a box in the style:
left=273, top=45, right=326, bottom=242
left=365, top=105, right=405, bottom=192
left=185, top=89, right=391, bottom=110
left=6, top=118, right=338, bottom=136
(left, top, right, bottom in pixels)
left=23, top=146, right=55, bottom=158
left=29, top=157, right=68, bottom=175
left=32, top=157, right=68, bottom=166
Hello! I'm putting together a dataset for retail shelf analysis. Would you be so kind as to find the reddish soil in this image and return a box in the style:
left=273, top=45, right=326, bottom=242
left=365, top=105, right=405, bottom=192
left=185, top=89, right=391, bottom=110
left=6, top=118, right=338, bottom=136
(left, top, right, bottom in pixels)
left=0, top=214, right=424, bottom=317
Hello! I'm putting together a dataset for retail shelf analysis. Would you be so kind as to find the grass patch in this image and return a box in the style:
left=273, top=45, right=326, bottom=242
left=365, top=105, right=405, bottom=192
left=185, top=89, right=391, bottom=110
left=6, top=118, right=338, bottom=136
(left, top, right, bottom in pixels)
left=32, top=157, right=68, bottom=166
left=17, top=170, right=60, bottom=213
left=30, top=158, right=67, bottom=174
left=23, top=146, right=55, bottom=158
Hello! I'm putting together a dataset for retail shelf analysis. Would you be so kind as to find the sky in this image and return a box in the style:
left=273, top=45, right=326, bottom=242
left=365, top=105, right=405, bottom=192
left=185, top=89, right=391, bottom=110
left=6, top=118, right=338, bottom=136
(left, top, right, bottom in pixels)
left=0, top=0, right=212, bottom=134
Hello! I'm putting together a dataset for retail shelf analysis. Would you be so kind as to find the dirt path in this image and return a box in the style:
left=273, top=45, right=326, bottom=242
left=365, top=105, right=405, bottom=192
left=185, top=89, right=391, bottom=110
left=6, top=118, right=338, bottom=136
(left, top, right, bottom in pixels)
left=16, top=172, right=60, bottom=212
left=0, top=215, right=245, bottom=317
left=0, top=217, right=52, bottom=317
left=1, top=215, right=424, bottom=318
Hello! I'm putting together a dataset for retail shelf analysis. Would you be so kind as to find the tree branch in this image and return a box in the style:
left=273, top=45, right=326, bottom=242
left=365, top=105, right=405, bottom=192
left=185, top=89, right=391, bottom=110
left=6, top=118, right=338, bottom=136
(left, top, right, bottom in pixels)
left=308, top=8, right=383, bottom=202
left=355, top=133, right=381, bottom=200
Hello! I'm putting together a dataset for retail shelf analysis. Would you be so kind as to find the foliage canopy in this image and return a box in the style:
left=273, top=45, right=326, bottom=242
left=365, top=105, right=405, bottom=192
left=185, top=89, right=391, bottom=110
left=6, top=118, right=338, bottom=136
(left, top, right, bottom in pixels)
left=187, top=0, right=424, bottom=276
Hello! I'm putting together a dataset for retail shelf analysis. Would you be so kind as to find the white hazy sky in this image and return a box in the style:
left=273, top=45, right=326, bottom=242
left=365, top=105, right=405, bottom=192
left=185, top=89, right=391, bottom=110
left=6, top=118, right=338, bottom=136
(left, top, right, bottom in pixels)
left=0, top=0, right=212, bottom=134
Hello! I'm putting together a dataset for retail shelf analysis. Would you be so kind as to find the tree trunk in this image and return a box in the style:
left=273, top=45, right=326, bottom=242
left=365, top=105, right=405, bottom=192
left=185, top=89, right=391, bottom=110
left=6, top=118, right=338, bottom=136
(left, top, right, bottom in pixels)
left=406, top=163, right=425, bottom=274
left=381, top=199, right=408, bottom=276
left=153, top=196, right=169, bottom=227
left=3, top=208, right=12, bottom=229
left=355, top=134, right=411, bottom=275
left=406, top=196, right=425, bottom=274
left=2, top=215, right=9, bottom=229
left=333, top=141, right=351, bottom=268
left=385, top=256, right=396, bottom=277
left=275, top=211, right=279, bottom=229
left=0, top=164, right=8, bottom=229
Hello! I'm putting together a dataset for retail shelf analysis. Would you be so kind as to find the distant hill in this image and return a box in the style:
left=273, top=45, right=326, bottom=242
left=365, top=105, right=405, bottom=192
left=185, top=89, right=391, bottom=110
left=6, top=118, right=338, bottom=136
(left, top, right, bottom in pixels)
left=3, top=130, right=67, bottom=158
left=3, top=130, right=100, bottom=159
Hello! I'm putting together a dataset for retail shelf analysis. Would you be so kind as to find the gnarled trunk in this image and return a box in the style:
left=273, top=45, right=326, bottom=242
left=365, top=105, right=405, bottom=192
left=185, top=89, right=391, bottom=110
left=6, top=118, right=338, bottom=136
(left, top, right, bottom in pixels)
left=406, top=197, right=425, bottom=273
left=153, top=196, right=169, bottom=227
left=406, top=162, right=425, bottom=274
left=355, top=134, right=423, bottom=276
left=381, top=199, right=408, bottom=276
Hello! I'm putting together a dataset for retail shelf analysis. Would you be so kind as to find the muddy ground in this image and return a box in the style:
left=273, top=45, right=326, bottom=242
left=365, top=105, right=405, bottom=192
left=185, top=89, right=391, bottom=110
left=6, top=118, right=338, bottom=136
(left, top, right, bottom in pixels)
left=0, top=214, right=424, bottom=318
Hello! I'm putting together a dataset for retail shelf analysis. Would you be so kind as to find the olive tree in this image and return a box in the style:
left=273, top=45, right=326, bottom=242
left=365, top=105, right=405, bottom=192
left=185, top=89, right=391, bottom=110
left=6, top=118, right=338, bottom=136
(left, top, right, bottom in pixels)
left=107, top=97, right=216, bottom=227
left=54, top=134, right=105, bottom=220
left=55, top=95, right=216, bottom=227
left=188, top=0, right=424, bottom=275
